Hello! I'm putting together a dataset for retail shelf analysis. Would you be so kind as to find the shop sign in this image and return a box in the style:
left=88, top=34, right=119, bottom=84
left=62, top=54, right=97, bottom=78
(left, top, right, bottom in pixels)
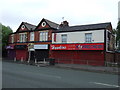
left=6, top=46, right=14, bottom=49
left=14, top=45, right=27, bottom=50
left=28, top=43, right=34, bottom=51
left=34, top=44, right=48, bottom=49
left=50, top=43, right=104, bottom=50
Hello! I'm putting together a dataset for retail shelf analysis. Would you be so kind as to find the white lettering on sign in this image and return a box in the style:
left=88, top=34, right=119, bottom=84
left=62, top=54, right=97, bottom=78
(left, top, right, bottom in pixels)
left=52, top=45, right=66, bottom=50
left=34, top=44, right=48, bottom=49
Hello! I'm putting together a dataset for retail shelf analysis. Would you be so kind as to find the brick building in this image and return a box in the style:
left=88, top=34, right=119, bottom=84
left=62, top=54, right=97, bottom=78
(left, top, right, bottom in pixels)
left=50, top=21, right=115, bottom=66
left=7, top=18, right=115, bottom=66
left=7, top=18, right=58, bottom=62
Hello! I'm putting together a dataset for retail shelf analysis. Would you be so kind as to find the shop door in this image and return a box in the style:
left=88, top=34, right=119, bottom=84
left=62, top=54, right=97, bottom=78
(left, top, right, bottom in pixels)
left=8, top=50, right=15, bottom=60
left=30, top=51, right=35, bottom=61
left=16, top=50, right=28, bottom=60
left=35, top=49, right=49, bottom=61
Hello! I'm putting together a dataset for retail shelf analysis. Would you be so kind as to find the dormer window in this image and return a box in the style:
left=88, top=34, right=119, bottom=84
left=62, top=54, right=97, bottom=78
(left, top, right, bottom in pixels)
left=21, top=25, right=25, bottom=30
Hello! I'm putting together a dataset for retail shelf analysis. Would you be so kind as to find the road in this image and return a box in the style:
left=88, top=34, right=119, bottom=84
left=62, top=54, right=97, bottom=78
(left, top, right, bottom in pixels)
left=2, top=61, right=119, bottom=88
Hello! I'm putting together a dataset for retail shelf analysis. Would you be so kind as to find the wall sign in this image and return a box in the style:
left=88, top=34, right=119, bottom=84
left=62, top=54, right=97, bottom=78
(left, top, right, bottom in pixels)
left=50, top=43, right=104, bottom=50
left=6, top=46, right=14, bottom=49
left=15, top=45, right=27, bottom=50
left=34, top=44, right=48, bottom=49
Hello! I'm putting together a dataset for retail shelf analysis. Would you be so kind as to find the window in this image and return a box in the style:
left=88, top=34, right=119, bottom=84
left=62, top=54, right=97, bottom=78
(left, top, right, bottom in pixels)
left=11, top=35, right=14, bottom=43
left=19, top=33, right=27, bottom=42
left=61, top=34, right=67, bottom=43
left=45, top=32, right=48, bottom=41
left=39, top=31, right=48, bottom=41
left=85, top=33, right=92, bottom=42
left=30, top=32, right=34, bottom=41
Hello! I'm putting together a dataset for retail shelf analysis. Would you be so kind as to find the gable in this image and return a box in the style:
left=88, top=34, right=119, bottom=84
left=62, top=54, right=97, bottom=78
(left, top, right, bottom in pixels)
left=36, top=19, right=51, bottom=30
left=16, top=22, right=28, bottom=32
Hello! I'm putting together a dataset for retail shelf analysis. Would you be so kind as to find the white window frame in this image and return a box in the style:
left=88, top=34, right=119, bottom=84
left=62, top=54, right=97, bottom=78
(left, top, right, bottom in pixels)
left=39, top=31, right=48, bottom=41
left=61, top=34, right=67, bottom=43
left=45, top=32, right=48, bottom=41
left=85, top=33, right=92, bottom=43
left=30, top=32, right=34, bottom=41
left=19, top=33, right=27, bottom=42
left=11, top=35, right=14, bottom=43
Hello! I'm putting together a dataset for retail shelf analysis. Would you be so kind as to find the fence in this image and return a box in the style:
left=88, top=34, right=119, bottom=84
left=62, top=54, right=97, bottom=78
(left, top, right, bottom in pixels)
left=53, top=58, right=120, bottom=67
left=54, top=58, right=105, bottom=66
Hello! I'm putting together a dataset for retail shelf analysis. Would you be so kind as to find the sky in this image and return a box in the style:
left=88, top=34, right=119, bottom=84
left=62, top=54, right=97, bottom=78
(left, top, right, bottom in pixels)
left=0, top=0, right=120, bottom=32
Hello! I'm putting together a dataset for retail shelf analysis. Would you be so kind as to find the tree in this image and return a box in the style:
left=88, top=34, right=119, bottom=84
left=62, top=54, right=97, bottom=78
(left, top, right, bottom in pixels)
left=1, top=24, right=13, bottom=57
left=116, top=21, right=120, bottom=50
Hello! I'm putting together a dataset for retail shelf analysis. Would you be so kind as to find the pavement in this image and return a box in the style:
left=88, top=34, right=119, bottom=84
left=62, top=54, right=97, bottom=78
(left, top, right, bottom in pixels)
left=2, top=61, right=119, bottom=88
left=2, top=58, right=120, bottom=75
left=54, top=64, right=120, bottom=75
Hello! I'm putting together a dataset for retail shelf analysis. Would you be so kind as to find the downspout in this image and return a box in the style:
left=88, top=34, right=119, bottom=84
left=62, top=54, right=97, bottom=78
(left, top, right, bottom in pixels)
left=104, top=29, right=107, bottom=66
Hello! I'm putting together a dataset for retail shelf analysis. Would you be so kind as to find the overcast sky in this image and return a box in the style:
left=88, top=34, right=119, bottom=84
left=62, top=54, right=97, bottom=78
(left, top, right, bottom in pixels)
left=1, top=0, right=119, bottom=32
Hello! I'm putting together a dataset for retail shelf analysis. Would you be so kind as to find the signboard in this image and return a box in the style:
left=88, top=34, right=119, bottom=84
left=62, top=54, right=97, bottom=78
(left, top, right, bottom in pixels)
left=34, top=44, right=48, bottom=49
left=6, top=46, right=14, bottom=49
left=14, top=45, right=27, bottom=50
left=28, top=43, right=34, bottom=51
left=50, top=43, right=104, bottom=50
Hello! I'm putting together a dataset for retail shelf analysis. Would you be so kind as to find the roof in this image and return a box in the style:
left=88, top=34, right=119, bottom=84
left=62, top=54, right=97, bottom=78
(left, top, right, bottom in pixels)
left=54, top=22, right=112, bottom=32
left=44, top=19, right=59, bottom=29
left=23, top=22, right=36, bottom=30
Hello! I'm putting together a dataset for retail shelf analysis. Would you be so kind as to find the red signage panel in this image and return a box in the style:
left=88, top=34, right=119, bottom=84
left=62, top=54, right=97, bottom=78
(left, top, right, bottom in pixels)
left=50, top=43, right=104, bottom=50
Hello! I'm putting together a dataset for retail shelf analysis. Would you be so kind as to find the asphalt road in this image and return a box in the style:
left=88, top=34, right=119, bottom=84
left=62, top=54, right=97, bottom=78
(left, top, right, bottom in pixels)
left=2, top=61, right=119, bottom=88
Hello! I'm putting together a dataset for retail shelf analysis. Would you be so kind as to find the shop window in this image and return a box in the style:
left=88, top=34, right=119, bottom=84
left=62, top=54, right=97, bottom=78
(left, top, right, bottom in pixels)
left=30, top=32, right=34, bottom=41
left=39, top=31, right=48, bottom=41
left=61, top=34, right=67, bottom=43
left=85, top=33, right=92, bottom=43
left=19, top=33, right=27, bottom=42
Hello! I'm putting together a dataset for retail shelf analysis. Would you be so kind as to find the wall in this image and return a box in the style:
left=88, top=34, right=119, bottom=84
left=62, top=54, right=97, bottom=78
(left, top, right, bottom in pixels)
left=50, top=50, right=105, bottom=66
left=52, top=30, right=104, bottom=44
left=105, top=52, right=115, bottom=62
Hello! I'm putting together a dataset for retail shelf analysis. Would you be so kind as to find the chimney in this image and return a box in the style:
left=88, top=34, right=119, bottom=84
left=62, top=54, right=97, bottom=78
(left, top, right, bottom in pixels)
left=59, top=21, right=69, bottom=28
left=63, top=21, right=69, bottom=26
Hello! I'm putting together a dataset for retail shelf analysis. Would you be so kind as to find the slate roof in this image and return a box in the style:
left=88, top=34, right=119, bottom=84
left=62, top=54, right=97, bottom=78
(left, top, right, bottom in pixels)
left=54, top=22, right=111, bottom=32
left=23, top=22, right=36, bottom=30
left=44, top=19, right=59, bottom=29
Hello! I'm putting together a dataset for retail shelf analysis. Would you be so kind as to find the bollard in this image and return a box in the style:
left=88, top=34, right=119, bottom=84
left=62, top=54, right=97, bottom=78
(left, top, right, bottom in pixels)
left=43, top=58, right=46, bottom=64
left=35, top=58, right=37, bottom=64
left=14, top=57, right=16, bottom=62
left=21, top=57, right=23, bottom=62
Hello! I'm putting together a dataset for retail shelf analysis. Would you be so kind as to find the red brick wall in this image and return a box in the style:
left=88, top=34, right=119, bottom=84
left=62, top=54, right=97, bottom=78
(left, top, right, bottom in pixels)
left=35, top=31, right=39, bottom=41
left=115, top=52, right=120, bottom=63
left=105, top=52, right=115, bottom=62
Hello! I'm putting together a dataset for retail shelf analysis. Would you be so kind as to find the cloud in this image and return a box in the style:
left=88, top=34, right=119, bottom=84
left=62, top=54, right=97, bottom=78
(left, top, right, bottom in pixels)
left=0, top=0, right=119, bottom=31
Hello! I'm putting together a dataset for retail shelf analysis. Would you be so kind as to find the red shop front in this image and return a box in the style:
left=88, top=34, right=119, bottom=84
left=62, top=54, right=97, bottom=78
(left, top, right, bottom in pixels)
left=50, top=43, right=105, bottom=66
left=15, top=45, right=28, bottom=61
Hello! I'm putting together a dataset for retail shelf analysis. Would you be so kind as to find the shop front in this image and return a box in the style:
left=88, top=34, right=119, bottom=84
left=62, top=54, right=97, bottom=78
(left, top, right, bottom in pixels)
left=34, top=44, right=49, bottom=62
left=50, top=43, right=105, bottom=66
left=15, top=45, right=28, bottom=61
left=6, top=45, right=15, bottom=60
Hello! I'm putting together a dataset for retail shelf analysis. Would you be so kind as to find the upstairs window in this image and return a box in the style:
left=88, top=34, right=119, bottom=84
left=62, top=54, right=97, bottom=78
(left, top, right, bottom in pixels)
left=61, top=34, right=67, bottom=43
left=11, top=35, right=14, bottom=43
left=19, top=33, right=27, bottom=42
left=39, top=31, right=48, bottom=41
left=30, top=32, right=34, bottom=41
left=85, top=33, right=92, bottom=42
